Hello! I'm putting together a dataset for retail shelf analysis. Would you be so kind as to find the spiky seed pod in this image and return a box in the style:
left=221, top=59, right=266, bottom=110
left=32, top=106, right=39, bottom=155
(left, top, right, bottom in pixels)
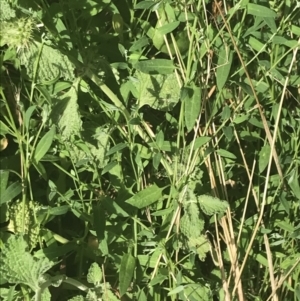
left=0, top=17, right=35, bottom=51
left=8, top=200, right=40, bottom=249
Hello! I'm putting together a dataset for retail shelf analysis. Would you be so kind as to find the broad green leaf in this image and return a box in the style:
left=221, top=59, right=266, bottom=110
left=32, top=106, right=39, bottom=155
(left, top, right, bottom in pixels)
left=246, top=3, right=277, bottom=18
left=184, top=84, right=201, bottom=132
left=259, top=144, right=270, bottom=173
left=0, top=235, right=55, bottom=290
left=216, top=149, right=237, bottom=159
left=0, top=182, right=22, bottom=205
left=216, top=47, right=233, bottom=91
left=129, top=36, right=150, bottom=51
left=34, top=125, right=56, bottom=163
left=126, top=184, right=163, bottom=209
left=134, top=71, right=180, bottom=111
left=55, top=79, right=82, bottom=141
left=119, top=253, right=135, bottom=297
left=198, top=195, right=228, bottom=215
left=135, top=59, right=174, bottom=75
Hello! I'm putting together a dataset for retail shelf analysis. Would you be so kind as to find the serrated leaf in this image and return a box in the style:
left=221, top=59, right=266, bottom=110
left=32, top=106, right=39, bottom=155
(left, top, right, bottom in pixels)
left=135, top=59, right=174, bottom=74
left=55, top=79, right=82, bottom=141
left=34, top=125, right=56, bottom=163
left=119, top=253, right=135, bottom=297
left=217, top=47, right=233, bottom=91
left=259, top=144, right=270, bottom=173
left=126, top=184, right=163, bottom=209
left=19, top=42, right=74, bottom=82
left=184, top=84, right=201, bottom=132
left=0, top=181, right=22, bottom=205
left=0, top=235, right=55, bottom=290
left=198, top=195, right=228, bottom=215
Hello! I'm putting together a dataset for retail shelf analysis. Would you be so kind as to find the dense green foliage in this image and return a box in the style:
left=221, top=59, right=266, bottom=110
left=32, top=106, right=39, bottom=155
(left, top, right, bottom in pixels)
left=0, top=0, right=299, bottom=300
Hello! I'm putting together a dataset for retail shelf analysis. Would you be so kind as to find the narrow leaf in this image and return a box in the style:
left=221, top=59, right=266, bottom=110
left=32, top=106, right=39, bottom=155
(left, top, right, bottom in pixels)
left=192, top=137, right=211, bottom=150
left=135, top=59, right=174, bottom=74
left=34, top=126, right=56, bottom=163
left=0, top=182, right=22, bottom=205
left=0, top=121, right=11, bottom=135
left=106, top=143, right=127, bottom=156
left=119, top=253, right=135, bottom=296
left=247, top=3, right=277, bottom=18
left=24, top=106, right=36, bottom=130
left=93, top=203, right=106, bottom=241
left=259, top=144, right=270, bottom=173
left=216, top=149, right=237, bottom=159
left=126, top=184, right=163, bottom=209
left=157, top=21, right=180, bottom=35
left=184, top=84, right=201, bottom=132
left=217, top=47, right=233, bottom=91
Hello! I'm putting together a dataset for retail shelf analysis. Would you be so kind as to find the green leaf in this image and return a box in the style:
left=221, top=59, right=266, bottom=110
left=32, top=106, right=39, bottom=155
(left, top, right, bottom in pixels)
left=0, top=121, right=11, bottom=135
left=246, top=3, right=277, bottom=18
left=106, top=143, right=127, bottom=156
left=192, top=137, right=211, bottom=150
left=126, top=184, right=163, bottom=209
left=119, top=253, right=135, bottom=297
left=0, top=182, right=22, bottom=205
left=34, top=125, right=56, bottom=163
left=259, top=144, right=270, bottom=173
left=248, top=36, right=266, bottom=53
left=288, top=169, right=300, bottom=200
left=184, top=84, right=201, bottom=132
left=129, top=36, right=150, bottom=51
left=216, top=149, right=237, bottom=159
left=134, top=71, right=180, bottom=111
left=216, top=47, right=233, bottom=91
left=24, top=106, right=37, bottom=130
left=198, top=195, right=228, bottom=215
left=135, top=59, right=175, bottom=74
left=93, top=203, right=106, bottom=241
left=168, top=285, right=185, bottom=296
left=0, top=170, right=9, bottom=193
left=157, top=21, right=180, bottom=35
left=135, top=1, right=155, bottom=10
left=0, top=235, right=55, bottom=290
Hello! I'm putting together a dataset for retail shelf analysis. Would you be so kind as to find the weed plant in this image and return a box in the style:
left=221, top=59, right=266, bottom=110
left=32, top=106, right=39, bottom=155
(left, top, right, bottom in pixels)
left=0, top=0, right=299, bottom=300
